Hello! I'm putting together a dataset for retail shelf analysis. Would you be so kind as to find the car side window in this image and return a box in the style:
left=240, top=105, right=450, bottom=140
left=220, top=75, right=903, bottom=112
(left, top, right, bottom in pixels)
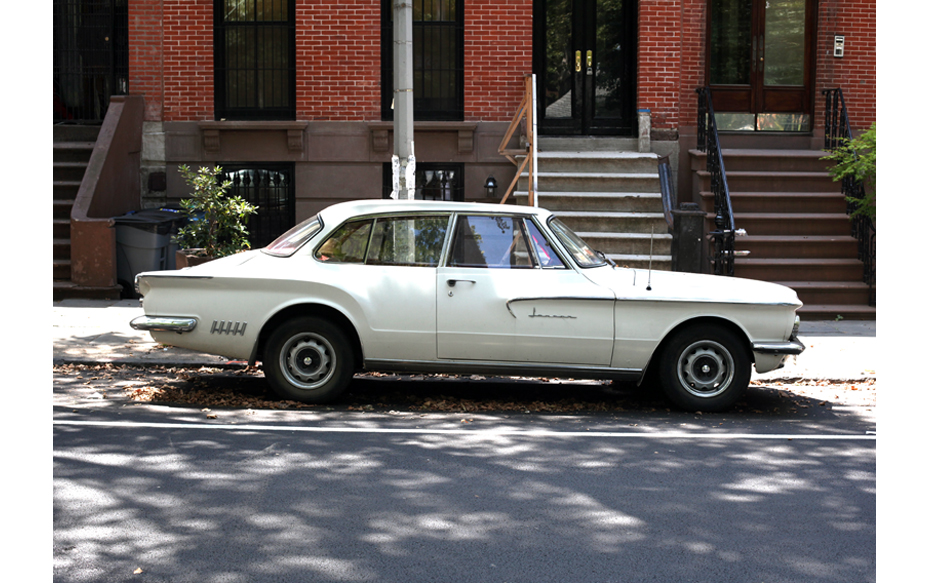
left=449, top=215, right=534, bottom=269
left=314, top=220, right=372, bottom=263
left=366, top=216, right=448, bottom=266
left=524, top=219, right=566, bottom=269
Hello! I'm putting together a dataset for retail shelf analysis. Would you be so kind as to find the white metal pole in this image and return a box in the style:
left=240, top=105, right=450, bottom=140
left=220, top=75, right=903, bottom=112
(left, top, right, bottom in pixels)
left=391, top=0, right=415, bottom=200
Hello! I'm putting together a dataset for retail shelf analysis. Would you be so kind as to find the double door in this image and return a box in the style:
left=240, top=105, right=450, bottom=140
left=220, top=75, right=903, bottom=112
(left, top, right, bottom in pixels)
left=534, top=0, right=637, bottom=135
left=708, top=0, right=815, bottom=128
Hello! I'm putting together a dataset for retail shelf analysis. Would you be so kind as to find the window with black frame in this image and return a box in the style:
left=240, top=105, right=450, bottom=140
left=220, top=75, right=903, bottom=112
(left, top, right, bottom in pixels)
left=381, top=0, right=464, bottom=121
left=382, top=163, right=464, bottom=201
left=214, top=0, right=295, bottom=120
left=220, top=164, right=295, bottom=249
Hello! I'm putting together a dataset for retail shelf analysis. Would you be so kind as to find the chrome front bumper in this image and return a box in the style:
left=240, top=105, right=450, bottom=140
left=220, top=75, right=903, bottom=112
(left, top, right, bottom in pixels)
left=130, top=315, right=197, bottom=333
left=752, top=336, right=806, bottom=356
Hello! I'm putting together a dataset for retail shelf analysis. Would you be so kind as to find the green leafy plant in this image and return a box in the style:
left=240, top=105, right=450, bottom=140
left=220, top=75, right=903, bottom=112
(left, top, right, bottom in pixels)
left=823, top=123, right=876, bottom=221
left=174, top=165, right=258, bottom=258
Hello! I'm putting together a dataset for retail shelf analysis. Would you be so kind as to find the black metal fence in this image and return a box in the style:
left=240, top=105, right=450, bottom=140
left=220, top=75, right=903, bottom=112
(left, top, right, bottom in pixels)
left=823, top=88, right=876, bottom=306
left=382, top=163, right=465, bottom=201
left=220, top=164, right=296, bottom=249
left=696, top=87, right=738, bottom=276
left=53, top=0, right=128, bottom=123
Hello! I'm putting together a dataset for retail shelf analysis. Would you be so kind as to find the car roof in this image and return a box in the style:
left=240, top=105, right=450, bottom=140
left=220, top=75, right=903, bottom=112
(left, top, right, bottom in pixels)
left=318, top=199, right=552, bottom=225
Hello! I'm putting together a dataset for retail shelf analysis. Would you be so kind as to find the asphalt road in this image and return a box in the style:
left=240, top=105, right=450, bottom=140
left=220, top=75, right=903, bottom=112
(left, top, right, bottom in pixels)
left=53, top=368, right=876, bottom=583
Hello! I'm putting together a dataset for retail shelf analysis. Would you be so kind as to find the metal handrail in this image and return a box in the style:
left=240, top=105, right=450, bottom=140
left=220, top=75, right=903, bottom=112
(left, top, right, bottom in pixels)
left=696, top=87, right=740, bottom=276
left=498, top=74, right=537, bottom=206
left=823, top=88, right=876, bottom=306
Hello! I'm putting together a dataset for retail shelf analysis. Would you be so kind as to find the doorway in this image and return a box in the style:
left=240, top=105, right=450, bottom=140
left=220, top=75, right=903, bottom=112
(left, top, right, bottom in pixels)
left=533, top=0, right=637, bottom=135
left=707, top=0, right=815, bottom=131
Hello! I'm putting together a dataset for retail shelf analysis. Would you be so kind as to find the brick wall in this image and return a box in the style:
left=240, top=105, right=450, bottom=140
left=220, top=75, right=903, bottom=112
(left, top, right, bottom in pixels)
left=464, top=0, right=533, bottom=122
left=816, top=0, right=876, bottom=131
left=131, top=0, right=874, bottom=131
left=128, top=0, right=164, bottom=122
left=637, top=0, right=684, bottom=133
left=297, top=1, right=381, bottom=121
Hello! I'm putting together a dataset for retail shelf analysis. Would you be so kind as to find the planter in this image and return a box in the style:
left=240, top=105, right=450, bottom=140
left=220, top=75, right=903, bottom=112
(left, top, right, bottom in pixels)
left=176, top=249, right=214, bottom=269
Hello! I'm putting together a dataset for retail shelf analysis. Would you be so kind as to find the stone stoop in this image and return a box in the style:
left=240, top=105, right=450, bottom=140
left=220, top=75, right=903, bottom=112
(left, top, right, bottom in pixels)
left=53, top=125, right=121, bottom=301
left=513, top=138, right=670, bottom=270
left=692, top=148, right=874, bottom=320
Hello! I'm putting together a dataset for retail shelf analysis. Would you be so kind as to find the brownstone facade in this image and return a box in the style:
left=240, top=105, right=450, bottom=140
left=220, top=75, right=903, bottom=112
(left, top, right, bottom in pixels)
left=128, top=0, right=876, bottom=226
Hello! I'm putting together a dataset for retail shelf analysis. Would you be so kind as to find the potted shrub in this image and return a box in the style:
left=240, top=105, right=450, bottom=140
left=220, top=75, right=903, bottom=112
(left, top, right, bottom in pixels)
left=174, top=164, right=258, bottom=268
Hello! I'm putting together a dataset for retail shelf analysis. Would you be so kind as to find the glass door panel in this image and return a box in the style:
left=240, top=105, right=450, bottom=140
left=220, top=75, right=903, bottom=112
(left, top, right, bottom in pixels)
left=763, top=0, right=806, bottom=86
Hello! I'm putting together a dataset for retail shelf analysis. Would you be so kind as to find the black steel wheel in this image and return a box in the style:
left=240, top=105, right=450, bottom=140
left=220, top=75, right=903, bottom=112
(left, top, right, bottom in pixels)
left=656, top=324, right=751, bottom=412
left=264, top=317, right=355, bottom=403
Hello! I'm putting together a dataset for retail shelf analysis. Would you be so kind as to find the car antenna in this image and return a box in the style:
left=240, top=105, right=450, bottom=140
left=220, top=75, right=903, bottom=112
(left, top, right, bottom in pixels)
left=646, top=226, right=653, bottom=291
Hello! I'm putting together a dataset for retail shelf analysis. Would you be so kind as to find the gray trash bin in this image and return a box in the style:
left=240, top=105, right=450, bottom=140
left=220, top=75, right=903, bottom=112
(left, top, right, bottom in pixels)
left=114, top=209, right=185, bottom=296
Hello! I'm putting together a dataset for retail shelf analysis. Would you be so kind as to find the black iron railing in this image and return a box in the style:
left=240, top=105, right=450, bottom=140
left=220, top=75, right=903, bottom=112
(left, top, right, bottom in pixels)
left=823, top=88, right=876, bottom=306
left=696, top=87, right=740, bottom=276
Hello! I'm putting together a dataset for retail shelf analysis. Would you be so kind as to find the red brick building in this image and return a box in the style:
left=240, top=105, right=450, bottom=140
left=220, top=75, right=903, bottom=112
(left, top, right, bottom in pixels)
left=99, top=0, right=871, bottom=240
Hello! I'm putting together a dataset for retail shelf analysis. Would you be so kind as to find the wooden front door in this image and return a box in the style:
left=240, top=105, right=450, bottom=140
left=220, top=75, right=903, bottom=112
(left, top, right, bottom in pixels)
left=707, top=0, right=816, bottom=131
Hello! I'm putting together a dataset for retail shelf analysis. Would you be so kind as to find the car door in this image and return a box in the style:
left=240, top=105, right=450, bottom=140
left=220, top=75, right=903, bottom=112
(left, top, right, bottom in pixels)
left=436, top=213, right=615, bottom=365
left=313, top=214, right=449, bottom=361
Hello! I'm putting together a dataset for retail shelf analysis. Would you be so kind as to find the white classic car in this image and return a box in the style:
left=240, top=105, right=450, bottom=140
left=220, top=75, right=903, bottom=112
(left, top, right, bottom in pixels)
left=131, top=199, right=804, bottom=412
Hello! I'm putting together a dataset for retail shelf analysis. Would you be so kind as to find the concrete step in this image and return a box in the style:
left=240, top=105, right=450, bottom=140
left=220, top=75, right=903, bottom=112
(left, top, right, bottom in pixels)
left=53, top=281, right=122, bottom=302
left=54, top=180, right=83, bottom=199
left=576, top=231, right=672, bottom=255
left=54, top=161, right=90, bottom=182
left=796, top=303, right=876, bottom=321
left=54, top=239, right=71, bottom=260
left=735, top=258, right=864, bottom=282
left=774, top=281, right=872, bottom=307
left=53, top=259, right=71, bottom=280
left=53, top=141, right=95, bottom=163
left=554, top=211, right=669, bottom=234
left=736, top=235, right=859, bottom=259
left=521, top=151, right=659, bottom=174
left=518, top=191, right=664, bottom=212
left=695, top=170, right=837, bottom=193
left=701, top=190, right=848, bottom=214
left=53, top=199, right=74, bottom=220
left=731, top=213, right=852, bottom=236
left=538, top=136, right=639, bottom=152
left=54, top=219, right=70, bottom=239
left=719, top=149, right=833, bottom=173
left=53, top=124, right=101, bottom=142
left=521, top=172, right=660, bottom=194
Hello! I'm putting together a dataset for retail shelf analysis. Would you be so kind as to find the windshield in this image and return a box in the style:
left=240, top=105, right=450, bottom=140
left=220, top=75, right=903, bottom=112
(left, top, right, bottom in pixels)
left=548, top=217, right=607, bottom=268
left=263, top=215, right=323, bottom=257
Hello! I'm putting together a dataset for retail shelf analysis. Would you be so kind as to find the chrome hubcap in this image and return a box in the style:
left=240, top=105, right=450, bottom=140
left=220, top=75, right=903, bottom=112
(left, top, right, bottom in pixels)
left=677, top=340, right=735, bottom=398
left=281, top=333, right=335, bottom=390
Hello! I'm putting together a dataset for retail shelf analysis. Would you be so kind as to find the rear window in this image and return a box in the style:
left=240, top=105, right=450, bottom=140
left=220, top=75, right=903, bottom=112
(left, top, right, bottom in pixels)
left=263, top=216, right=323, bottom=257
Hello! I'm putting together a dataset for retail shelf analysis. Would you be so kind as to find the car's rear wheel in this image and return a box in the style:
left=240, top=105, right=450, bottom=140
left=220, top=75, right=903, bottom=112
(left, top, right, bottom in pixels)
left=264, top=317, right=355, bottom=403
left=656, top=324, right=751, bottom=412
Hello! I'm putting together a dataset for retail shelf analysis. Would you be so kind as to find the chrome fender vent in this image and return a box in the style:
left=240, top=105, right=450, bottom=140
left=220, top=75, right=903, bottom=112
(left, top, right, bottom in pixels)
left=211, top=320, right=248, bottom=336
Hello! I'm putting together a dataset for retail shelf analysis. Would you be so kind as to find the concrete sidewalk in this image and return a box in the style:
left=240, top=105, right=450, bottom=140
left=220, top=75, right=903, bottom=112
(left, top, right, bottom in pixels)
left=52, top=299, right=877, bottom=382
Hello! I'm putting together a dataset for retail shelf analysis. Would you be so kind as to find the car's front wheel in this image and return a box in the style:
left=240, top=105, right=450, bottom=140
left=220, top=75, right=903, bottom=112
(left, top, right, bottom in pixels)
left=263, top=317, right=355, bottom=403
left=656, top=324, right=751, bottom=412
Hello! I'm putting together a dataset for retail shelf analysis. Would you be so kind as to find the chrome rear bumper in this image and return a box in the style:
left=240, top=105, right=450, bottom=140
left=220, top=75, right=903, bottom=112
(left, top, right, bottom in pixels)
left=130, top=315, right=197, bottom=333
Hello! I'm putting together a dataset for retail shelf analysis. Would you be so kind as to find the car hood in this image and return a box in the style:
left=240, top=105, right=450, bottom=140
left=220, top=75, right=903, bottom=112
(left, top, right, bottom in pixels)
left=584, top=266, right=803, bottom=307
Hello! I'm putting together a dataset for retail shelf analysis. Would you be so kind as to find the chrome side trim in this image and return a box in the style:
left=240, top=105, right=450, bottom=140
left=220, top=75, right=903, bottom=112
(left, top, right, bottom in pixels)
left=130, top=315, right=197, bottom=333
left=363, top=358, right=642, bottom=382
left=505, top=296, right=614, bottom=318
left=752, top=337, right=806, bottom=356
